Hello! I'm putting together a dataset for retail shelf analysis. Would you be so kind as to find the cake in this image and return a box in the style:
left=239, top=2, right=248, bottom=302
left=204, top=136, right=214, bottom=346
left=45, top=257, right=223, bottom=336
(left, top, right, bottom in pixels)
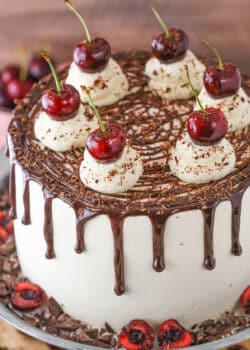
left=4, top=2, right=250, bottom=349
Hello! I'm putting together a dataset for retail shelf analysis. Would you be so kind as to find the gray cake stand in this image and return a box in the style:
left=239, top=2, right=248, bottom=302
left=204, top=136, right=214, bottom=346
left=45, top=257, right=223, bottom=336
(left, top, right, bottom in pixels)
left=0, top=147, right=250, bottom=349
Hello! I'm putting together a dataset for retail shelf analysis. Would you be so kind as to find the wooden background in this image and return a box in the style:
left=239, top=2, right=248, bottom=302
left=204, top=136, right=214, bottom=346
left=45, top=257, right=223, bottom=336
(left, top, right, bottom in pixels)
left=0, top=0, right=249, bottom=71
left=0, top=1, right=250, bottom=348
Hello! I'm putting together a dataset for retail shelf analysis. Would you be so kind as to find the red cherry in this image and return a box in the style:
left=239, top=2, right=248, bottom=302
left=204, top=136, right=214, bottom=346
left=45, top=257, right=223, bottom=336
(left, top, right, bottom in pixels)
left=157, top=319, right=193, bottom=350
left=151, top=6, right=188, bottom=62
left=42, top=84, right=80, bottom=121
left=84, top=89, right=126, bottom=162
left=0, top=78, right=5, bottom=91
left=73, top=38, right=111, bottom=73
left=28, top=55, right=53, bottom=81
left=0, top=226, right=8, bottom=244
left=0, top=88, right=14, bottom=108
left=203, top=40, right=241, bottom=98
left=40, top=52, right=80, bottom=121
left=6, top=220, right=14, bottom=235
left=188, top=108, right=228, bottom=145
left=152, top=29, right=189, bottom=62
left=240, top=286, right=250, bottom=314
left=119, top=320, right=155, bottom=350
left=11, top=282, right=46, bottom=311
left=204, top=63, right=241, bottom=98
left=6, top=79, right=33, bottom=102
left=65, top=0, right=111, bottom=73
left=87, top=124, right=126, bottom=163
left=1, top=65, right=20, bottom=85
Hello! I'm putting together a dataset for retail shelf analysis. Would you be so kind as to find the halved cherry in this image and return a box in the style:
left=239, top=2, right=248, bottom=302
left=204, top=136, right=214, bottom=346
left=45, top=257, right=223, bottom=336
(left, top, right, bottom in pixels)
left=119, top=320, right=155, bottom=350
left=157, top=320, right=193, bottom=349
left=240, top=286, right=250, bottom=314
left=0, top=226, right=8, bottom=244
left=11, top=282, right=46, bottom=311
left=5, top=220, right=14, bottom=235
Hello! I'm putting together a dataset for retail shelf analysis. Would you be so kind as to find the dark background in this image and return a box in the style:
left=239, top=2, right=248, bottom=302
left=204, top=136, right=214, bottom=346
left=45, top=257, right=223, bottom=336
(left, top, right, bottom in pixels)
left=0, top=0, right=249, bottom=70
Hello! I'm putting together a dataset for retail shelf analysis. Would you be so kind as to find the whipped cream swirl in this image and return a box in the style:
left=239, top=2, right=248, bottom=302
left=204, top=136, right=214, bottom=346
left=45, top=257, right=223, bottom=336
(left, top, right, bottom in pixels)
left=196, top=87, right=250, bottom=132
left=80, top=145, right=143, bottom=194
left=145, top=50, right=205, bottom=101
left=65, top=58, right=129, bottom=107
left=34, top=104, right=98, bottom=152
left=169, top=132, right=236, bottom=184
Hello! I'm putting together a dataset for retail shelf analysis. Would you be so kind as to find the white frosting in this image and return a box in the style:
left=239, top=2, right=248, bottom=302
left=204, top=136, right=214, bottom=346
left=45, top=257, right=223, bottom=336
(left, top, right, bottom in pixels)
left=196, top=87, right=250, bottom=132
left=65, top=58, right=129, bottom=107
left=80, top=145, right=143, bottom=194
left=169, top=132, right=236, bottom=184
left=34, top=104, right=98, bottom=152
left=13, top=163, right=250, bottom=331
left=145, top=50, right=205, bottom=101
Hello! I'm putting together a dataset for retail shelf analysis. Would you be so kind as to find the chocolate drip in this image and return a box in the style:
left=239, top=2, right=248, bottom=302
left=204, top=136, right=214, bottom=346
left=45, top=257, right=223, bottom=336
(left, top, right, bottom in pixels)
left=21, top=176, right=31, bottom=225
left=203, top=207, right=216, bottom=270
left=151, top=215, right=168, bottom=272
left=9, top=164, right=16, bottom=219
left=75, top=209, right=98, bottom=253
left=109, top=216, right=125, bottom=296
left=231, top=192, right=244, bottom=256
left=43, top=194, right=55, bottom=259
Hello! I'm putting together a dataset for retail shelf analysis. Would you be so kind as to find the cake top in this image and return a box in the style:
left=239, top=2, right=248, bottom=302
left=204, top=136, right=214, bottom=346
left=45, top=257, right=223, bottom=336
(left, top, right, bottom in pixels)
left=8, top=51, right=250, bottom=216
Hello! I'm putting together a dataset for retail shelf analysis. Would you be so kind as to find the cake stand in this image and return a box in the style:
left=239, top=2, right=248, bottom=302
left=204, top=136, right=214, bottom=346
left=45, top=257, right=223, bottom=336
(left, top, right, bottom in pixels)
left=0, top=301, right=250, bottom=350
left=0, top=147, right=249, bottom=350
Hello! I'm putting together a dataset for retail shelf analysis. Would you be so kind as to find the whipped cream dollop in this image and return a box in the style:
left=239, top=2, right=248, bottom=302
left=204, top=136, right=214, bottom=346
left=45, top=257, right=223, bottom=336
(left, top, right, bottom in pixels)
left=80, top=145, right=143, bottom=194
left=169, top=132, right=236, bottom=184
left=34, top=104, right=98, bottom=152
left=145, top=50, right=205, bottom=101
left=196, top=87, right=250, bottom=132
left=65, top=58, right=129, bottom=107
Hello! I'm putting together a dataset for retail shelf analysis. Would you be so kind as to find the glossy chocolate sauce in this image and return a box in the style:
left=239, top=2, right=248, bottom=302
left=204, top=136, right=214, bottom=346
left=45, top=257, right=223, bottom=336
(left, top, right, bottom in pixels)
left=6, top=52, right=250, bottom=296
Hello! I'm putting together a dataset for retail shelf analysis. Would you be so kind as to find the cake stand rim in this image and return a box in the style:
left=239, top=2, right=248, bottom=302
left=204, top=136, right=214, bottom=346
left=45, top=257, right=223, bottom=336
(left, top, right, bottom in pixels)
left=0, top=302, right=249, bottom=350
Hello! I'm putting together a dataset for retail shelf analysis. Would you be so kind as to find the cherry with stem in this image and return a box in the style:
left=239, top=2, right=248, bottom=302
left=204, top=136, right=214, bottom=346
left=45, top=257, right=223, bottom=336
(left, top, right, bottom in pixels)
left=40, top=52, right=80, bottom=121
left=202, top=40, right=241, bottom=97
left=185, top=66, right=228, bottom=145
left=151, top=5, right=189, bottom=62
left=6, top=48, right=33, bottom=102
left=65, top=0, right=111, bottom=72
left=84, top=88, right=126, bottom=163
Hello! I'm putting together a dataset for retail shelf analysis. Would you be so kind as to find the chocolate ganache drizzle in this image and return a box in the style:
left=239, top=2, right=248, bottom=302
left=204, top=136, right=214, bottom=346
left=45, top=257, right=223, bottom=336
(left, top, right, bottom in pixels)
left=6, top=52, right=250, bottom=296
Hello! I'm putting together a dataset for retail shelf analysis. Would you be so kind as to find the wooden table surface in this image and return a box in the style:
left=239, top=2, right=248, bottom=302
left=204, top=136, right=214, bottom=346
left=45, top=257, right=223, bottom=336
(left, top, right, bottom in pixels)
left=0, top=1, right=250, bottom=348
left=0, top=0, right=249, bottom=71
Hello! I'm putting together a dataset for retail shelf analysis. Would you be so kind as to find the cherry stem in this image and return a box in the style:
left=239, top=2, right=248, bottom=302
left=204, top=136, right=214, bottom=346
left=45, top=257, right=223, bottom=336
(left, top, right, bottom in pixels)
left=202, top=40, right=224, bottom=70
left=40, top=52, right=61, bottom=94
left=83, top=87, right=106, bottom=133
left=185, top=65, right=205, bottom=113
left=65, top=0, right=92, bottom=43
left=151, top=5, right=170, bottom=38
left=17, top=48, right=28, bottom=82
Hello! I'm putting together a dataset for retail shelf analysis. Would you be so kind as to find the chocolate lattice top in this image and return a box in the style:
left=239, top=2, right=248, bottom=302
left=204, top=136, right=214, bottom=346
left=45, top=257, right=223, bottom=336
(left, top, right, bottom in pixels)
left=8, top=51, right=250, bottom=216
